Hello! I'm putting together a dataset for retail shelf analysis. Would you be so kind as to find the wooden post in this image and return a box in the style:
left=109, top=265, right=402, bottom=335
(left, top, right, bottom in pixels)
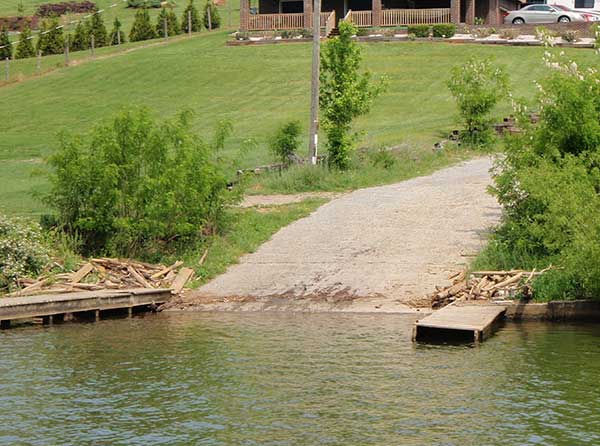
left=466, top=0, right=475, bottom=25
left=164, top=16, right=168, bottom=39
left=308, top=0, right=320, bottom=165
left=36, top=50, right=41, bottom=72
left=207, top=3, right=212, bottom=31
left=188, top=9, right=192, bottom=35
left=372, top=0, right=382, bottom=26
left=64, top=39, right=70, bottom=66
left=451, top=0, right=460, bottom=24
left=91, top=34, right=95, bottom=57
left=304, top=0, right=313, bottom=29
left=4, top=57, right=8, bottom=81
left=117, top=28, right=121, bottom=45
left=240, top=0, right=249, bottom=31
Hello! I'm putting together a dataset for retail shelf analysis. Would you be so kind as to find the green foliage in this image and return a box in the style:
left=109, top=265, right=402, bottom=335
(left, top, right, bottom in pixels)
left=109, top=17, right=126, bottom=45
left=407, top=25, right=429, bottom=38
left=70, top=22, right=89, bottom=51
left=269, top=120, right=302, bottom=166
left=129, top=7, right=156, bottom=41
left=46, top=107, right=239, bottom=258
left=486, top=57, right=600, bottom=300
left=319, top=21, right=386, bottom=170
left=181, top=0, right=201, bottom=33
left=36, top=18, right=65, bottom=56
left=370, top=149, right=397, bottom=169
left=88, top=11, right=109, bottom=48
left=156, top=7, right=180, bottom=36
left=128, top=0, right=162, bottom=7
left=0, top=27, right=12, bottom=60
left=447, top=57, right=508, bottom=145
left=203, top=0, right=220, bottom=30
left=432, top=23, right=456, bottom=38
left=15, top=26, right=35, bottom=59
left=0, top=214, right=51, bottom=292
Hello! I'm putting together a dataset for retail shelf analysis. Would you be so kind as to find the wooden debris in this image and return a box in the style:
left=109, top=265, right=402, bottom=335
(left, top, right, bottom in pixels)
left=198, top=249, right=209, bottom=266
left=6, top=257, right=192, bottom=297
left=430, top=268, right=552, bottom=309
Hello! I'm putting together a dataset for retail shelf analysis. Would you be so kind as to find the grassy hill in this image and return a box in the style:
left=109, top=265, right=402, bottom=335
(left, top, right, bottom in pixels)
left=1, top=28, right=598, bottom=216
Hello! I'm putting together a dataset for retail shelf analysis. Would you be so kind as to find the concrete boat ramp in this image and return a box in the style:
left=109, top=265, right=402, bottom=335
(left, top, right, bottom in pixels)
left=414, top=304, right=507, bottom=343
left=0, top=288, right=171, bottom=329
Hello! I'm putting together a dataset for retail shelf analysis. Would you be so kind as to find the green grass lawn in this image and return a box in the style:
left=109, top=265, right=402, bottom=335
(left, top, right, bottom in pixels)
left=1, top=30, right=599, bottom=216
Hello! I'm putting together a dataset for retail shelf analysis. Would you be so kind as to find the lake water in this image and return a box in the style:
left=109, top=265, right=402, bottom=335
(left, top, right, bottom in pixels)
left=0, top=312, right=599, bottom=445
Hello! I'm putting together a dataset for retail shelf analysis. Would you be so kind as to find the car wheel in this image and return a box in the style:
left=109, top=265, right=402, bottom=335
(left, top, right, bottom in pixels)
left=512, top=17, right=525, bottom=24
left=558, top=16, right=571, bottom=22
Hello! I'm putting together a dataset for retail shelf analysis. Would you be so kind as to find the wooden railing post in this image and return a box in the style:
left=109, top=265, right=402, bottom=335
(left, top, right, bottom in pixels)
left=240, top=0, right=249, bottom=31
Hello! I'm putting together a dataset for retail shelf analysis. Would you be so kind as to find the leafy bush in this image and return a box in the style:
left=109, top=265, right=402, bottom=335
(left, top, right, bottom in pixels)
left=320, top=21, right=386, bottom=170
left=447, top=57, right=509, bottom=145
left=432, top=23, right=456, bottom=38
left=471, top=27, right=495, bottom=38
left=156, top=7, right=181, bottom=36
left=486, top=54, right=600, bottom=300
left=109, top=17, right=126, bottom=45
left=36, top=1, right=97, bottom=17
left=0, top=28, right=11, bottom=60
left=181, top=0, right=201, bottom=33
left=127, top=0, right=162, bottom=8
left=46, top=107, right=238, bottom=258
left=129, top=7, right=156, bottom=41
left=36, top=18, right=64, bottom=55
left=88, top=11, right=108, bottom=47
left=15, top=26, right=35, bottom=59
left=370, top=149, right=397, bottom=169
left=70, top=21, right=89, bottom=51
left=499, top=28, right=519, bottom=40
left=407, top=25, right=429, bottom=37
left=0, top=214, right=51, bottom=292
left=270, top=121, right=302, bottom=166
left=0, top=16, right=38, bottom=32
left=203, top=0, right=220, bottom=29
left=561, top=30, right=578, bottom=43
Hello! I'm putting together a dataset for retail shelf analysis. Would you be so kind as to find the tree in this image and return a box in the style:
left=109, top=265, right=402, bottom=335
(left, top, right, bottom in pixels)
left=15, top=26, right=35, bottom=59
left=447, top=57, right=509, bottom=145
left=36, top=18, right=64, bottom=56
left=156, top=7, right=181, bottom=36
left=181, top=0, right=201, bottom=33
left=71, top=21, right=89, bottom=51
left=319, top=21, right=385, bottom=170
left=88, top=13, right=109, bottom=48
left=109, top=17, right=126, bottom=45
left=0, top=28, right=11, bottom=61
left=270, top=121, right=302, bottom=166
left=130, top=7, right=156, bottom=42
left=203, top=0, right=221, bottom=30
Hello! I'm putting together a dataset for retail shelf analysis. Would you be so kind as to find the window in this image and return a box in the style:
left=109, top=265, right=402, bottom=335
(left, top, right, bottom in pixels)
left=575, top=0, right=595, bottom=8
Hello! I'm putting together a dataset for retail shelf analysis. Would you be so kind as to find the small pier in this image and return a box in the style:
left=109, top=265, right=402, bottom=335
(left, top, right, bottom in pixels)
left=0, top=288, right=171, bottom=329
left=414, top=304, right=506, bottom=343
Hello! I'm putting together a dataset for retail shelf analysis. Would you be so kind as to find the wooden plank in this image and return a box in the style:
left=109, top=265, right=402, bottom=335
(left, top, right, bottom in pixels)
left=151, top=260, right=183, bottom=280
left=71, top=262, right=95, bottom=283
left=415, top=305, right=506, bottom=343
left=127, top=266, right=152, bottom=288
left=171, top=268, right=194, bottom=294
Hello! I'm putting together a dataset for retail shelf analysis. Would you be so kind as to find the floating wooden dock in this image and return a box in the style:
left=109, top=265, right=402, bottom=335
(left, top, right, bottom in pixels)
left=414, top=305, right=507, bottom=343
left=0, top=288, right=171, bottom=329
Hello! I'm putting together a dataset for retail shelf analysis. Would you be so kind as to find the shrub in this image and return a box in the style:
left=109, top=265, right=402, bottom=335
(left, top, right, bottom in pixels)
left=129, top=7, right=156, bottom=41
left=46, top=107, right=238, bottom=258
left=0, top=28, right=11, bottom=61
left=0, top=214, right=51, bottom=292
left=499, top=28, right=519, bottom=40
left=593, top=23, right=600, bottom=48
left=127, top=0, right=162, bottom=7
left=447, top=57, right=509, bottom=145
left=407, top=24, right=429, bottom=38
left=181, top=0, right=201, bottom=33
left=36, top=1, right=97, bottom=17
left=156, top=7, right=180, bottom=36
left=203, top=0, right=220, bottom=30
left=15, top=26, right=35, bottom=59
left=561, top=30, right=578, bottom=43
left=432, top=23, right=456, bottom=38
left=36, top=18, right=64, bottom=55
left=270, top=121, right=302, bottom=166
left=70, top=21, right=89, bottom=51
left=471, top=27, right=495, bottom=38
left=109, top=17, right=126, bottom=45
left=88, top=11, right=108, bottom=47
left=320, top=21, right=386, bottom=170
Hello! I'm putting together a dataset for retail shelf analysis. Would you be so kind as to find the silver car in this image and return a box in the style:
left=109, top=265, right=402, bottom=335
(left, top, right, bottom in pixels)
left=504, top=4, right=586, bottom=24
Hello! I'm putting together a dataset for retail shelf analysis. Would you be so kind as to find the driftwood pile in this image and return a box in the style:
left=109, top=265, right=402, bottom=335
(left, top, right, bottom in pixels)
left=9, top=258, right=195, bottom=297
left=430, top=268, right=550, bottom=309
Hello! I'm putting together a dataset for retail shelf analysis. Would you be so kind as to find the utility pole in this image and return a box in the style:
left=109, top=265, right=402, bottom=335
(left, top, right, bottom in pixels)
left=308, top=0, right=321, bottom=165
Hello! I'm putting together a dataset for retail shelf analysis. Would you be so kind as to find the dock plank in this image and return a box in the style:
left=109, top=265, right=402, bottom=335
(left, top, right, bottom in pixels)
left=414, top=305, right=506, bottom=343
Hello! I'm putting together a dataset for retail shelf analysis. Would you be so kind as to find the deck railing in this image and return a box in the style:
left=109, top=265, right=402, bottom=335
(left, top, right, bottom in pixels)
left=324, top=10, right=336, bottom=36
left=345, top=10, right=373, bottom=27
left=248, top=12, right=304, bottom=30
left=381, top=8, right=451, bottom=25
